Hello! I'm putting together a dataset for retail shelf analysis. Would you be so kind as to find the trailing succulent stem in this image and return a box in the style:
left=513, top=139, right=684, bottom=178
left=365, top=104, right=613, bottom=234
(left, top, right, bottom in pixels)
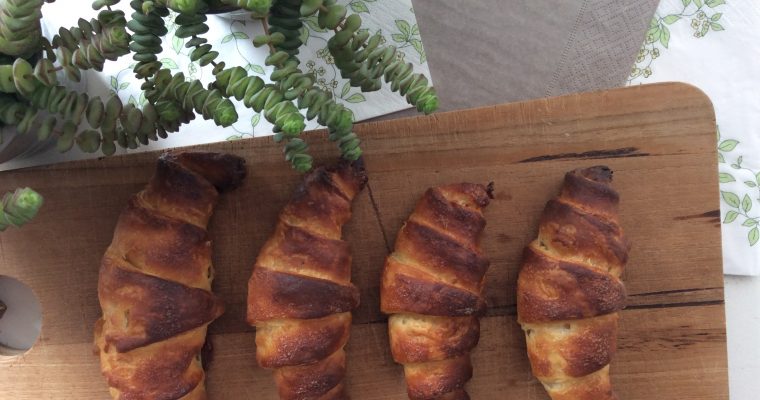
left=248, top=0, right=363, bottom=170
left=307, top=0, right=438, bottom=114
left=0, top=0, right=45, bottom=58
left=0, top=187, right=43, bottom=231
left=127, top=0, right=169, bottom=79
left=148, top=68, right=238, bottom=127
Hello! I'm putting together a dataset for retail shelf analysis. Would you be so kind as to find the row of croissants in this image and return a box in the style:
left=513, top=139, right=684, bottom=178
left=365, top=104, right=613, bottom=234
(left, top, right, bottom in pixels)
left=93, top=151, right=630, bottom=400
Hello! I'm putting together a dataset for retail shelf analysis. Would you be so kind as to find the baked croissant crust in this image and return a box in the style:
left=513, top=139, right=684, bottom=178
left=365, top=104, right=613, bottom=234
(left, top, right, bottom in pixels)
left=94, top=151, right=246, bottom=400
left=517, top=166, right=629, bottom=400
left=381, top=183, right=493, bottom=400
left=247, top=160, right=367, bottom=400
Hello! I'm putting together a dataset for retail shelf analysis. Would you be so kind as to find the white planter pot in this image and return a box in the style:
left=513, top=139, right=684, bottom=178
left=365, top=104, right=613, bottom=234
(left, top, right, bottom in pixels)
left=0, top=127, right=55, bottom=164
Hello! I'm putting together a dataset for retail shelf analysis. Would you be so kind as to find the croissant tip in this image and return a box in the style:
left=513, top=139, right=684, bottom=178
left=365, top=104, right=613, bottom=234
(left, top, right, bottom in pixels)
left=161, top=150, right=248, bottom=192
left=574, top=165, right=613, bottom=184
left=335, top=156, right=368, bottom=190
left=485, top=182, right=495, bottom=199
left=349, top=155, right=365, bottom=171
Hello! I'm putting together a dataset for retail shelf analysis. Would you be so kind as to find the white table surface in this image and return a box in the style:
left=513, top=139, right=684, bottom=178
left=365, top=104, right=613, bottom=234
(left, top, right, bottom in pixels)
left=725, top=276, right=760, bottom=399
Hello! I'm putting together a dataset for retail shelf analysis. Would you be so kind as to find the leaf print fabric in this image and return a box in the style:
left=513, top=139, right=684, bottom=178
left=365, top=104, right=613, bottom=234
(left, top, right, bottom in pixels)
left=629, top=0, right=725, bottom=81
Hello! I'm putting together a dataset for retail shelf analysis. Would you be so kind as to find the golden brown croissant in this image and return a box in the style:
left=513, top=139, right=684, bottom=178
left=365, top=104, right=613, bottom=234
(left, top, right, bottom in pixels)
left=517, top=166, right=629, bottom=400
left=94, top=151, right=246, bottom=400
left=381, top=183, right=493, bottom=400
left=247, top=160, right=367, bottom=400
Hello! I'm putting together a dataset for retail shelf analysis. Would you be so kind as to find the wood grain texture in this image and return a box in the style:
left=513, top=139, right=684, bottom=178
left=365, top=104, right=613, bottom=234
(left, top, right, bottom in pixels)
left=0, top=82, right=727, bottom=399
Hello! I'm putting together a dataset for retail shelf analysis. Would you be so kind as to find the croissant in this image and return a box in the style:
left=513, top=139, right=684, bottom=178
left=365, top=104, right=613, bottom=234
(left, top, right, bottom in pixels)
left=517, top=166, right=629, bottom=400
left=381, top=183, right=493, bottom=400
left=94, top=151, right=246, bottom=400
left=247, top=160, right=367, bottom=399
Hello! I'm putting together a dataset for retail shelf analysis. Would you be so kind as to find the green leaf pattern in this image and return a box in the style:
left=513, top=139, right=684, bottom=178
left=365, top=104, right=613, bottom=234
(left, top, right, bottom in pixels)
left=717, top=127, right=760, bottom=246
left=628, top=0, right=726, bottom=82
left=389, top=19, right=426, bottom=63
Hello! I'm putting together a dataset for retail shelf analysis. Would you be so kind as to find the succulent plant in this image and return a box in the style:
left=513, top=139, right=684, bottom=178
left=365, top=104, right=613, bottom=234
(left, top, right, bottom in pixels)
left=0, top=187, right=43, bottom=231
left=0, top=0, right=438, bottom=228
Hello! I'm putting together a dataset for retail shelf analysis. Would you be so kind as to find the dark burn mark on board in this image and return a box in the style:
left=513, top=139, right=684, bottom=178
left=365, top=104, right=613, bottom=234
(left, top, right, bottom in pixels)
left=629, top=286, right=723, bottom=297
left=518, top=147, right=649, bottom=163
left=674, top=209, right=721, bottom=223
left=625, top=300, right=724, bottom=310
left=247, top=295, right=724, bottom=327
left=366, top=182, right=392, bottom=254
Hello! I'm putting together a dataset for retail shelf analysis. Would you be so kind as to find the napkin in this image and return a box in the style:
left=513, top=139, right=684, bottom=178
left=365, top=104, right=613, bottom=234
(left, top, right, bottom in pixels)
left=628, top=0, right=760, bottom=276
left=403, top=0, right=659, bottom=113
left=0, top=0, right=431, bottom=171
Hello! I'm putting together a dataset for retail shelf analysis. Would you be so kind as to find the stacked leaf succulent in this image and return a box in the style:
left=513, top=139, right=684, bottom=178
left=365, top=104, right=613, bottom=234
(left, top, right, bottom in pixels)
left=0, top=187, right=43, bottom=231
left=0, top=0, right=438, bottom=229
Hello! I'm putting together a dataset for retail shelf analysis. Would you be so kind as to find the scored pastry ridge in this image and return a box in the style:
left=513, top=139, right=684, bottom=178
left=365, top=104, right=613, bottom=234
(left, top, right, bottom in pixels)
left=247, top=159, right=367, bottom=400
left=381, top=182, right=493, bottom=400
left=94, top=151, right=246, bottom=400
left=517, top=165, right=630, bottom=400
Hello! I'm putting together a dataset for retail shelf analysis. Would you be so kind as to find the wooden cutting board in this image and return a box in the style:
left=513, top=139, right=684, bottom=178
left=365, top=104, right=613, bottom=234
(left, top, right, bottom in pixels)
left=0, top=82, right=727, bottom=399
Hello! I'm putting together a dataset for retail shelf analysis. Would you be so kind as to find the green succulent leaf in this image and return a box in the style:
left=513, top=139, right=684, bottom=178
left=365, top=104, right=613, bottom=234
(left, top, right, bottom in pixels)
left=299, top=26, right=309, bottom=45
left=0, top=187, right=44, bottom=231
